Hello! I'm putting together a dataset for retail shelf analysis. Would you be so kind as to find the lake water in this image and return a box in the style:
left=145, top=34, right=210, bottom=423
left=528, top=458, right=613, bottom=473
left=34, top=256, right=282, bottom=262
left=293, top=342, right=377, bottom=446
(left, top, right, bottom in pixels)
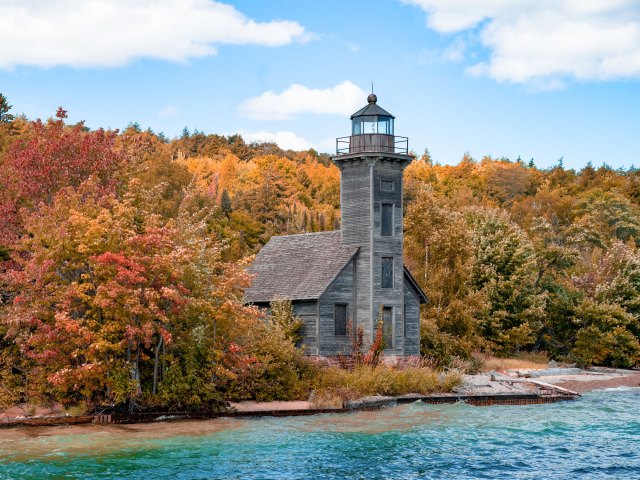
left=1, top=389, right=639, bottom=479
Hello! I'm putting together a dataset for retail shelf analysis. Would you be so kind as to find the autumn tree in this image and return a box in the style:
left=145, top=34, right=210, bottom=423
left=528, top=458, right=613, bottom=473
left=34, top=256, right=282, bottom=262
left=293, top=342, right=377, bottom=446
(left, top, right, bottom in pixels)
left=571, top=190, right=640, bottom=249
left=571, top=299, right=640, bottom=367
left=2, top=177, right=263, bottom=409
left=465, top=207, right=545, bottom=353
left=0, top=107, right=123, bottom=246
left=405, top=188, right=484, bottom=363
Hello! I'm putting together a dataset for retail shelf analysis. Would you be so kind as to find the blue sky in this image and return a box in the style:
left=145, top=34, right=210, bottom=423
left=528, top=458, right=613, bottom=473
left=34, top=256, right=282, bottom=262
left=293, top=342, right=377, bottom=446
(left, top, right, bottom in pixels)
left=1, top=0, right=640, bottom=169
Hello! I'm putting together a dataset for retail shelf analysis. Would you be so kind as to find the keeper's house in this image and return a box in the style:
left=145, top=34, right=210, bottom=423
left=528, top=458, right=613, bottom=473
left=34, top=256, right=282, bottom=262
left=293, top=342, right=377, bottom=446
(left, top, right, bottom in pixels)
left=244, top=95, right=427, bottom=358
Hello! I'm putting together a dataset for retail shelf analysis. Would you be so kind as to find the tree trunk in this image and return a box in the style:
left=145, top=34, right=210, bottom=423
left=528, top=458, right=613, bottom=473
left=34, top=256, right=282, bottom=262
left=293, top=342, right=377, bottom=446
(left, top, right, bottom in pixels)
left=153, top=336, right=163, bottom=395
left=161, top=340, right=165, bottom=382
left=133, top=347, right=141, bottom=396
left=105, top=353, right=110, bottom=398
left=532, top=327, right=547, bottom=353
left=424, top=241, right=429, bottom=284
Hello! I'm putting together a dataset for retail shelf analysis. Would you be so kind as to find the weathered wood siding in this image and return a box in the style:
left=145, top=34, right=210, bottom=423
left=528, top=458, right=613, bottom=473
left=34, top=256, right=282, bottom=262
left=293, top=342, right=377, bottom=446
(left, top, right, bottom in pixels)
left=403, top=279, right=421, bottom=355
left=334, top=155, right=411, bottom=354
left=339, top=160, right=373, bottom=346
left=372, top=160, right=406, bottom=354
left=292, top=301, right=319, bottom=355
left=318, top=260, right=355, bottom=356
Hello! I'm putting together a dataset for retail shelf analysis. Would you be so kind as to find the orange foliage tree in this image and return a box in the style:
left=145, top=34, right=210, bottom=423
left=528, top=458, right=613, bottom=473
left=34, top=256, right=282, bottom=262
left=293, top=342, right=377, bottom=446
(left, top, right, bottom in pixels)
left=3, top=177, right=261, bottom=409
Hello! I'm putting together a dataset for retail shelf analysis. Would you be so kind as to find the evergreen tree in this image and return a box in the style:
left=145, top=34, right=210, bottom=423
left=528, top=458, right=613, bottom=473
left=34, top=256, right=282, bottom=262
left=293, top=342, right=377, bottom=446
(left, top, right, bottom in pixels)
left=220, top=189, right=232, bottom=217
left=465, top=207, right=545, bottom=354
left=0, top=93, right=13, bottom=123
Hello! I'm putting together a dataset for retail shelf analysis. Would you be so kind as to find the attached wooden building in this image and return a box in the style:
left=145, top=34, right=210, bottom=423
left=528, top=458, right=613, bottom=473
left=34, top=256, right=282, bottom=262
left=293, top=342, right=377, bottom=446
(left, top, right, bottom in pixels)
left=244, top=95, right=427, bottom=357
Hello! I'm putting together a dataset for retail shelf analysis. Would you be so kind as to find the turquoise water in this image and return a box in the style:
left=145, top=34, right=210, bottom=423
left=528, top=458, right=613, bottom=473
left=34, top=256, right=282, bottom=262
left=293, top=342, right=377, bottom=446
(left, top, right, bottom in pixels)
left=1, top=389, right=639, bottom=479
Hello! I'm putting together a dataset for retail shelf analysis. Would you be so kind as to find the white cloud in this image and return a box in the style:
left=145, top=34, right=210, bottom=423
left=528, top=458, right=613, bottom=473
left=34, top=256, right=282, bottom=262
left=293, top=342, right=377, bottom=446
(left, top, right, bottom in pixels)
left=442, top=37, right=466, bottom=62
left=238, top=81, right=366, bottom=120
left=402, top=0, right=640, bottom=86
left=240, top=130, right=312, bottom=151
left=0, top=0, right=308, bottom=69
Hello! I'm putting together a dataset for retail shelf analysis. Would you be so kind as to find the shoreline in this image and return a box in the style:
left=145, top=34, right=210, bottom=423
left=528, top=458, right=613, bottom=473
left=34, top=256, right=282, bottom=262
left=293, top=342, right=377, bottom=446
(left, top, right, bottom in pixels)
left=456, top=368, right=640, bottom=396
left=538, top=369, right=640, bottom=394
left=2, top=367, right=639, bottom=428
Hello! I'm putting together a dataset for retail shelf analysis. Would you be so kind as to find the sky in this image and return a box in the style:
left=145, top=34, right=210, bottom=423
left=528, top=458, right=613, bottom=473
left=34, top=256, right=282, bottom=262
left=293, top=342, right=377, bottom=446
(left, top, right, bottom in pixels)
left=1, top=0, right=640, bottom=170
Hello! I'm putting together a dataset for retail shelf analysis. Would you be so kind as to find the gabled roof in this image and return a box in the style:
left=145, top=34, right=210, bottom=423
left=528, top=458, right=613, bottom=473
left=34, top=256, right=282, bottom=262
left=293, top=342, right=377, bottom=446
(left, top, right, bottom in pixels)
left=244, top=231, right=359, bottom=304
left=403, top=266, right=429, bottom=304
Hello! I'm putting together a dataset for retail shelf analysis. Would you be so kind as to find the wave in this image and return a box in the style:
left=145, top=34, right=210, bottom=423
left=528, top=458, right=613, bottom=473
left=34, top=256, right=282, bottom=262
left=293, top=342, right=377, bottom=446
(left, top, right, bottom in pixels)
left=599, top=386, right=640, bottom=392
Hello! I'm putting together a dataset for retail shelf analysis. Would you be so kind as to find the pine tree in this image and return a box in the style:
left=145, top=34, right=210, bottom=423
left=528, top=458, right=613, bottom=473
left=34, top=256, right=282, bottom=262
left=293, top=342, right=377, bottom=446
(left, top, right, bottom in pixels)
left=220, top=189, right=232, bottom=217
left=465, top=207, right=545, bottom=354
left=0, top=93, right=13, bottom=123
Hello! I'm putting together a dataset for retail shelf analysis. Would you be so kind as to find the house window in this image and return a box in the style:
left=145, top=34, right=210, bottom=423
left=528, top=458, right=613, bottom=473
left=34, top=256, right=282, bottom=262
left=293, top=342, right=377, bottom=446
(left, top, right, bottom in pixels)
left=381, top=203, right=393, bottom=236
left=334, top=304, right=347, bottom=336
left=381, top=179, right=394, bottom=192
left=381, top=257, right=393, bottom=288
left=382, top=306, right=393, bottom=348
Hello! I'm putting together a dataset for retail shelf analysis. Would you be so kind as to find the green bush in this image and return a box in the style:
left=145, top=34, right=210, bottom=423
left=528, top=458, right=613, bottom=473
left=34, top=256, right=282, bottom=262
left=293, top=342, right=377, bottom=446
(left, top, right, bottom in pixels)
left=420, top=319, right=476, bottom=367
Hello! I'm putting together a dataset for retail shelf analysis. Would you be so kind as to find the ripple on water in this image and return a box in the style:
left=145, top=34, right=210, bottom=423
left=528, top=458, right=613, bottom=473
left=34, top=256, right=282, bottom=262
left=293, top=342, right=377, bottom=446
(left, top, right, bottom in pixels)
left=1, top=390, right=640, bottom=479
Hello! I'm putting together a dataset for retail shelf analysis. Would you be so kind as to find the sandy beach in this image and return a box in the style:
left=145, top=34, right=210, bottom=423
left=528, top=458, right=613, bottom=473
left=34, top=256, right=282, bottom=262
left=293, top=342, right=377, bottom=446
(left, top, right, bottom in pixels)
left=541, top=369, right=640, bottom=394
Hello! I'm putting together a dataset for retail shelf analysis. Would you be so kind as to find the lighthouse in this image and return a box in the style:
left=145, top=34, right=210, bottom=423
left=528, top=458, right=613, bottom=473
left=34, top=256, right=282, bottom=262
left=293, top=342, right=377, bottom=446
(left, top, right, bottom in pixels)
left=245, top=94, right=425, bottom=358
left=332, top=94, right=415, bottom=351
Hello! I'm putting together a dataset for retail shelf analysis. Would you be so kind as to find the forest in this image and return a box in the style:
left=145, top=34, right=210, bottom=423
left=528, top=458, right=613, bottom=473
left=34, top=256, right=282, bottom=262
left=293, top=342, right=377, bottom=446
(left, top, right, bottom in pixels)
left=1, top=93, right=639, bottom=412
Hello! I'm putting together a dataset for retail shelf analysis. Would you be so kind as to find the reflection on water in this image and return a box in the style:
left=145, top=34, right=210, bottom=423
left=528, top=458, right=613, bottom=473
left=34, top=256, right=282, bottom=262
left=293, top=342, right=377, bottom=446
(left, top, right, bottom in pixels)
left=1, top=390, right=639, bottom=480
left=300, top=402, right=449, bottom=433
left=0, top=418, right=245, bottom=461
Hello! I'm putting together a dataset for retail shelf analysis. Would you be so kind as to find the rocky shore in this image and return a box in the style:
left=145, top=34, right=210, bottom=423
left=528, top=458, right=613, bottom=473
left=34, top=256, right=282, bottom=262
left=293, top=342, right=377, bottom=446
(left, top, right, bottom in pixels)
left=535, top=367, right=640, bottom=394
left=455, top=366, right=640, bottom=395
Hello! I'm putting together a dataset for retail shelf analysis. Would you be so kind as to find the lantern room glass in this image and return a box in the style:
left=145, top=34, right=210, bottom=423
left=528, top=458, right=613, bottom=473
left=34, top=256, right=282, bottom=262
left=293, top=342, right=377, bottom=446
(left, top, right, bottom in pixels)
left=352, top=115, right=394, bottom=135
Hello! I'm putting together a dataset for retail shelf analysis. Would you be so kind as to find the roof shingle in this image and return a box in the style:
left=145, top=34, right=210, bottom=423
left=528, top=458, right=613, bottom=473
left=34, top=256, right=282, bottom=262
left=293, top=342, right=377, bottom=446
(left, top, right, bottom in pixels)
left=244, top=231, right=358, bottom=304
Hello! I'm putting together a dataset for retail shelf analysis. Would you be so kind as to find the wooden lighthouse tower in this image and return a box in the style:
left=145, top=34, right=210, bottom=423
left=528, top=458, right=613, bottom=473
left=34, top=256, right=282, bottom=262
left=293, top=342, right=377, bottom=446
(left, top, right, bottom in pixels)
left=332, top=94, right=417, bottom=352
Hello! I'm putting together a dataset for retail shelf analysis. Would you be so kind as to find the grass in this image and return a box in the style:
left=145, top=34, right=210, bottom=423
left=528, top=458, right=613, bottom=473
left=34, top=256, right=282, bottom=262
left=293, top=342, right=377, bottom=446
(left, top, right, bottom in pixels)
left=310, top=365, right=461, bottom=408
left=477, top=352, right=549, bottom=373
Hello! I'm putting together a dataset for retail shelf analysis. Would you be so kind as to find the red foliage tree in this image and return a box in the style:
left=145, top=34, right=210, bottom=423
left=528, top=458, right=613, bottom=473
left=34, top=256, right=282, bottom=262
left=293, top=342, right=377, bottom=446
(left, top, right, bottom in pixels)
left=0, top=107, right=122, bottom=246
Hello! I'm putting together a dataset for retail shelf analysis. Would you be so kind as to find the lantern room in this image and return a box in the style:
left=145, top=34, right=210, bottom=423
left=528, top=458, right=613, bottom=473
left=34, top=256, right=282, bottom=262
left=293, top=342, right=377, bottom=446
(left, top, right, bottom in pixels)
left=336, top=93, right=408, bottom=155
left=351, top=94, right=394, bottom=135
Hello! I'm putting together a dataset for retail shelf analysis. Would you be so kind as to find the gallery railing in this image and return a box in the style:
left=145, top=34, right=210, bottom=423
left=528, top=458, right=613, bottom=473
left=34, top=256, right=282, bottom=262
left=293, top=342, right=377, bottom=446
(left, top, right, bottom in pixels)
left=336, top=134, right=408, bottom=155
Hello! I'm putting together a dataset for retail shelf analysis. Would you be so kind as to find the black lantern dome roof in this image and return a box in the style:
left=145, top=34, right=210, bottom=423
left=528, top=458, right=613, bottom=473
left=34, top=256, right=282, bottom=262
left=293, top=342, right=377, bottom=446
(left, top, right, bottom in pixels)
left=350, top=94, right=395, bottom=120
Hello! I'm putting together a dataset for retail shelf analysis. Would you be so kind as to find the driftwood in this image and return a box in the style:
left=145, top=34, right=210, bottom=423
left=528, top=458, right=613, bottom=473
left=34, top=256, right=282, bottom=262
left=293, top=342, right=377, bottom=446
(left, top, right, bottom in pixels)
left=529, top=380, right=580, bottom=397
left=490, top=372, right=580, bottom=397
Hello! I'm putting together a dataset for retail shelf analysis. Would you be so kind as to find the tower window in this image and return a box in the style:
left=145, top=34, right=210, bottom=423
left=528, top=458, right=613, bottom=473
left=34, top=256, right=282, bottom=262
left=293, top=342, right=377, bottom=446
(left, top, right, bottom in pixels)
left=381, top=203, right=393, bottom=236
left=381, top=257, right=393, bottom=288
left=381, top=179, right=394, bottom=192
left=334, top=304, right=347, bottom=336
left=382, top=306, right=393, bottom=348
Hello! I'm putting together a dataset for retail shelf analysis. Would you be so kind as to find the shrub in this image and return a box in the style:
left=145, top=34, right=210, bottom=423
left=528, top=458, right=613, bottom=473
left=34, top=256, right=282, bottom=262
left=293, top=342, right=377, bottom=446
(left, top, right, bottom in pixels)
left=475, top=352, right=549, bottom=373
left=269, top=299, right=303, bottom=346
left=312, top=365, right=461, bottom=405
left=223, top=317, right=317, bottom=402
left=420, top=319, right=476, bottom=367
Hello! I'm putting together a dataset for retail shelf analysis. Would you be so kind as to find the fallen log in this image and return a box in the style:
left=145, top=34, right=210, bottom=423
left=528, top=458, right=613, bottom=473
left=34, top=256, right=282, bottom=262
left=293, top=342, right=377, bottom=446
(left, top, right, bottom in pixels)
left=529, top=380, right=580, bottom=397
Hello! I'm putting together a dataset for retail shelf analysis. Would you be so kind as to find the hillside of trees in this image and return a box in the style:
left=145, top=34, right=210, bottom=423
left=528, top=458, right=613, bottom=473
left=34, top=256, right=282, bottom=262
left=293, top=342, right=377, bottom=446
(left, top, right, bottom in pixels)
left=1, top=94, right=639, bottom=411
